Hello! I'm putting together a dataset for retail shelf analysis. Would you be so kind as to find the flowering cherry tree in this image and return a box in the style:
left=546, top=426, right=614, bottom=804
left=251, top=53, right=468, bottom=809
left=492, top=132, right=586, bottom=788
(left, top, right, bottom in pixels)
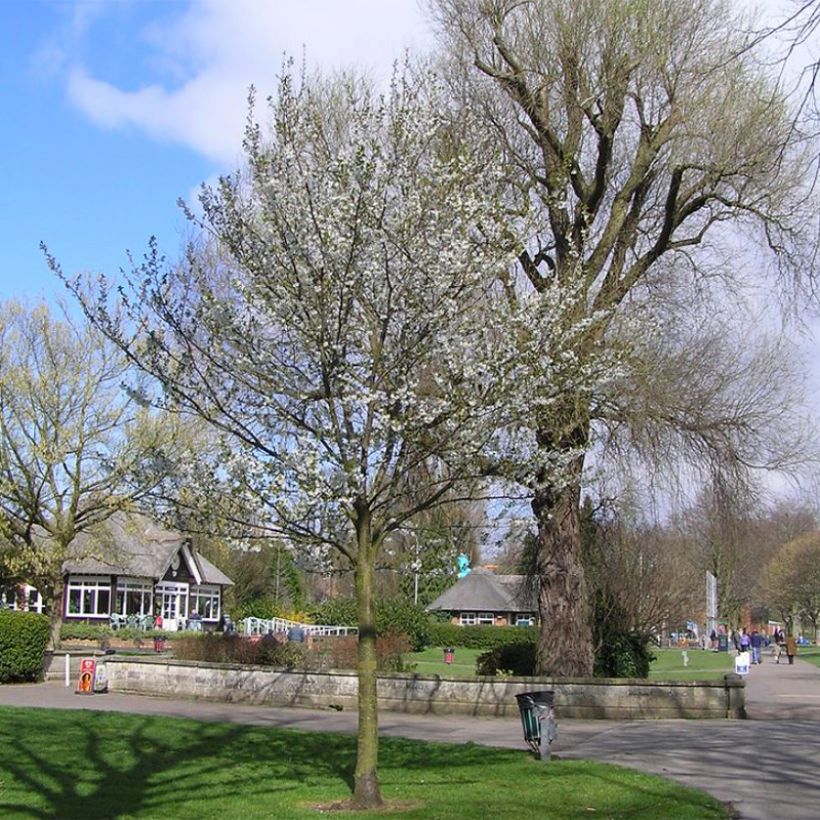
left=60, top=68, right=536, bottom=809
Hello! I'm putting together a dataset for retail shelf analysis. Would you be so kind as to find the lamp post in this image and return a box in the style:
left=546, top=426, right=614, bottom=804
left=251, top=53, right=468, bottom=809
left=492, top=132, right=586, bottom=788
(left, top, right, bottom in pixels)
left=411, top=534, right=421, bottom=605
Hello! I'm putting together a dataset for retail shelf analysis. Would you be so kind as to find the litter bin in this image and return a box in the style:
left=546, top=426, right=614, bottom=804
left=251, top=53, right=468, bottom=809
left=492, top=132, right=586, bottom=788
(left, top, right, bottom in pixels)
left=718, top=634, right=729, bottom=652
left=515, top=690, right=557, bottom=760
left=443, top=647, right=454, bottom=664
left=153, top=636, right=165, bottom=653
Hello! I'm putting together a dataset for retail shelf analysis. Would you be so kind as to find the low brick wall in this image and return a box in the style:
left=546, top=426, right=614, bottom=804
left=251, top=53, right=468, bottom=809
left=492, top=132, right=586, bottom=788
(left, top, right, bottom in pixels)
left=98, top=657, right=745, bottom=719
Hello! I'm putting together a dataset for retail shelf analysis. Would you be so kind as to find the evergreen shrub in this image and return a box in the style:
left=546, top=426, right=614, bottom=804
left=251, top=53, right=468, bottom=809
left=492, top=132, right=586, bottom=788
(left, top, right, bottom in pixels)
left=0, top=611, right=50, bottom=682
left=594, top=631, right=655, bottom=678
left=427, top=622, right=538, bottom=651
left=310, top=597, right=430, bottom=651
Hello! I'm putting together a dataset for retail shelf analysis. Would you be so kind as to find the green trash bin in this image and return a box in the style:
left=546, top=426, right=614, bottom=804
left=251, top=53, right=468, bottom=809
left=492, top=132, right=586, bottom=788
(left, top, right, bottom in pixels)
left=515, top=690, right=557, bottom=760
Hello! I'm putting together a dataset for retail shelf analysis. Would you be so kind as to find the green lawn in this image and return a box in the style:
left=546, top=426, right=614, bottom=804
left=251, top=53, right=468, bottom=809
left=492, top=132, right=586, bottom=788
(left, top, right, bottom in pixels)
left=409, top=646, right=483, bottom=677
left=0, top=707, right=728, bottom=819
left=797, top=646, right=820, bottom=668
left=409, top=646, right=734, bottom=680
left=647, top=648, right=734, bottom=681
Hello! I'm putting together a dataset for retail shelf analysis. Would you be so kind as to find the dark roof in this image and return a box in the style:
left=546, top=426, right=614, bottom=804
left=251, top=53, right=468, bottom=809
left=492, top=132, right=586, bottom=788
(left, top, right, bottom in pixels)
left=426, top=568, right=537, bottom=612
left=62, top=512, right=233, bottom=586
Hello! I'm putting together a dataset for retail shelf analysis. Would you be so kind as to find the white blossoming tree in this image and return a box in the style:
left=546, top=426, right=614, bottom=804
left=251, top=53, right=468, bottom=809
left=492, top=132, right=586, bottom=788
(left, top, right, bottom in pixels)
left=57, top=68, right=555, bottom=809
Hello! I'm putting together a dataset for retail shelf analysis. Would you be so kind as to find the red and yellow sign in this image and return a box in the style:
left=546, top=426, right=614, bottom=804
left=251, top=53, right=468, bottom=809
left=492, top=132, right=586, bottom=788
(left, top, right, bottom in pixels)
left=75, top=658, right=97, bottom=695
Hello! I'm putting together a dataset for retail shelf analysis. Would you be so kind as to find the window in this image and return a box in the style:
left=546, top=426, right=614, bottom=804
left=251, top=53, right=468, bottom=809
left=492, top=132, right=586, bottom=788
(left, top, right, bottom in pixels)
left=189, top=585, right=221, bottom=621
left=66, top=577, right=111, bottom=618
left=459, top=611, right=494, bottom=626
left=115, top=579, right=153, bottom=616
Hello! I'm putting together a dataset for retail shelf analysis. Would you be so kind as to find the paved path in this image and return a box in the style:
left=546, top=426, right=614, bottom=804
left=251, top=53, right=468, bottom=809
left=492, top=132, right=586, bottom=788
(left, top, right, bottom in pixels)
left=1, top=653, right=818, bottom=820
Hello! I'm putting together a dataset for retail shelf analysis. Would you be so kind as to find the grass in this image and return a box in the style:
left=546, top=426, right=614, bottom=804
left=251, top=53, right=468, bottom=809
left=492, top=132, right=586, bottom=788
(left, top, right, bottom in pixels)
left=0, top=706, right=728, bottom=819
left=647, top=648, right=734, bottom=681
left=797, top=646, right=820, bottom=668
left=408, top=646, right=483, bottom=677
left=408, top=646, right=735, bottom=681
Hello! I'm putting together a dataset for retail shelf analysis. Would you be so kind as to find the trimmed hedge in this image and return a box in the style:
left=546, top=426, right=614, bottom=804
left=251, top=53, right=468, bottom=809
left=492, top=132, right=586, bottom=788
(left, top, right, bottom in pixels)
left=59, top=623, right=186, bottom=642
left=60, top=623, right=110, bottom=642
left=0, top=611, right=50, bottom=682
left=427, top=622, right=538, bottom=650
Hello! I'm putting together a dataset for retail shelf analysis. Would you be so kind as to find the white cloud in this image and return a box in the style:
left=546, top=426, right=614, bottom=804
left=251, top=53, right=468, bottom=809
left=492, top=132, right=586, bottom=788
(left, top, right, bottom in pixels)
left=64, top=0, right=433, bottom=166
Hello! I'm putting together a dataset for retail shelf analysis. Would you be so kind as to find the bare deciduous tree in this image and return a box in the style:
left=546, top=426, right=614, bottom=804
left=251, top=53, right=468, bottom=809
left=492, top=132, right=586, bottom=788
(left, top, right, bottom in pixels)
left=430, top=0, right=818, bottom=675
left=0, top=302, right=181, bottom=647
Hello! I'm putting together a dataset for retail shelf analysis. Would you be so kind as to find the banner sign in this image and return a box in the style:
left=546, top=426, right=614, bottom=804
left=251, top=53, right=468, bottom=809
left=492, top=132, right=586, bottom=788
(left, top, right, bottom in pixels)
left=75, top=657, right=97, bottom=695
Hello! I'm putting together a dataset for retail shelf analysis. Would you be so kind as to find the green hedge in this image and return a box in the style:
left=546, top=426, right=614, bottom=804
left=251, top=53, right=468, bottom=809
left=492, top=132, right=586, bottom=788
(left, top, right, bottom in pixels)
left=0, top=611, right=50, bottom=682
left=59, top=623, right=185, bottom=642
left=60, top=623, right=110, bottom=641
left=594, top=631, right=655, bottom=678
left=427, top=622, right=538, bottom=650
left=310, top=597, right=431, bottom=651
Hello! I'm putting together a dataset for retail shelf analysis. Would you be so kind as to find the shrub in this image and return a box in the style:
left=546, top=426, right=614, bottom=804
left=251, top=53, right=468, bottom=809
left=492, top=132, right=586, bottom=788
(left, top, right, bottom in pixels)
left=427, top=622, right=538, bottom=651
left=475, top=641, right=537, bottom=676
left=311, top=597, right=430, bottom=651
left=173, top=633, right=310, bottom=668
left=59, top=623, right=187, bottom=643
left=231, top=596, right=282, bottom=622
left=590, top=591, right=655, bottom=678
left=60, top=622, right=111, bottom=642
left=0, top=611, right=50, bottom=682
left=310, top=598, right=358, bottom=627
left=313, top=633, right=413, bottom=672
left=594, top=631, right=655, bottom=678
left=374, top=598, right=430, bottom=651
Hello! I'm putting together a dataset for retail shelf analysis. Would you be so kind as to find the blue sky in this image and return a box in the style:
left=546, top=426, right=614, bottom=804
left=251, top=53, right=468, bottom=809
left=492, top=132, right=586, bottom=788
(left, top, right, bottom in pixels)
left=0, top=0, right=430, bottom=303
left=2, top=0, right=819, bottom=430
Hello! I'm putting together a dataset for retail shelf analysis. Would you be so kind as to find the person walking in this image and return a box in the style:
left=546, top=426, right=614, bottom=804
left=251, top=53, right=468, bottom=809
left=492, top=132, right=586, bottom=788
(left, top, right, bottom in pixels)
left=739, top=628, right=751, bottom=655
left=772, top=628, right=785, bottom=663
left=785, top=634, right=798, bottom=665
left=750, top=630, right=763, bottom=665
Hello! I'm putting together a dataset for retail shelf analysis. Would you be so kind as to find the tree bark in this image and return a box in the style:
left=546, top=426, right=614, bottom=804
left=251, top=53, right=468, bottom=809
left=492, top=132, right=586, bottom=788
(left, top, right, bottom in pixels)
left=531, top=459, right=594, bottom=677
left=351, top=504, right=383, bottom=809
left=47, top=580, right=64, bottom=650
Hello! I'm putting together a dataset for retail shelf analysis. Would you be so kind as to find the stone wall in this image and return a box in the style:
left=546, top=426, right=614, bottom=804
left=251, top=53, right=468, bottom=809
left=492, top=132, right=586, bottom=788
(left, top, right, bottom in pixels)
left=43, top=649, right=109, bottom=682
left=97, top=657, right=745, bottom=719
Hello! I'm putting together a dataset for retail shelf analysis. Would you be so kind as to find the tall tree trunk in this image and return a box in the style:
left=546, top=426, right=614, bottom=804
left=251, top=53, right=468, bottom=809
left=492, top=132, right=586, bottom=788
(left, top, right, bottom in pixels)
left=351, top=504, right=383, bottom=809
left=47, top=580, right=65, bottom=650
left=532, top=458, right=594, bottom=677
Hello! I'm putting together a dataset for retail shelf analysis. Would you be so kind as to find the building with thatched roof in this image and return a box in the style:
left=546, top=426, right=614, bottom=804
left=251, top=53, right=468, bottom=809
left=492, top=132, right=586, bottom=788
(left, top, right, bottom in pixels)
left=426, top=567, right=538, bottom=626
left=2, top=513, right=233, bottom=632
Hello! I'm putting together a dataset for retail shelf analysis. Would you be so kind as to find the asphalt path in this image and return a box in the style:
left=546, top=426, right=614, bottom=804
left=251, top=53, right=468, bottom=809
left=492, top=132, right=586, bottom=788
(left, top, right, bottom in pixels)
left=1, top=652, right=818, bottom=820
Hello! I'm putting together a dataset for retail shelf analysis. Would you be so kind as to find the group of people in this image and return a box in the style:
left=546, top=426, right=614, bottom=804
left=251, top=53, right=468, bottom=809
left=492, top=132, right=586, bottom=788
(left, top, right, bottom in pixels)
left=723, top=626, right=798, bottom=665
left=769, top=628, right=798, bottom=665
left=708, top=626, right=800, bottom=665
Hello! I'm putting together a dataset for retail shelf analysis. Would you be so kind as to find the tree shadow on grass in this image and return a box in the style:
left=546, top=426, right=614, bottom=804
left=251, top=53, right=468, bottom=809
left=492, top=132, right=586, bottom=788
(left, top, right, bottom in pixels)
left=0, top=707, right=360, bottom=819
left=0, top=708, right=507, bottom=819
left=0, top=707, right=725, bottom=819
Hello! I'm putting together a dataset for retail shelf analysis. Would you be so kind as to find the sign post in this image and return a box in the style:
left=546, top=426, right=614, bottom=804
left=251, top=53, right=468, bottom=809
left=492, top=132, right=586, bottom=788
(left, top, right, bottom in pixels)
left=75, top=657, right=97, bottom=695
